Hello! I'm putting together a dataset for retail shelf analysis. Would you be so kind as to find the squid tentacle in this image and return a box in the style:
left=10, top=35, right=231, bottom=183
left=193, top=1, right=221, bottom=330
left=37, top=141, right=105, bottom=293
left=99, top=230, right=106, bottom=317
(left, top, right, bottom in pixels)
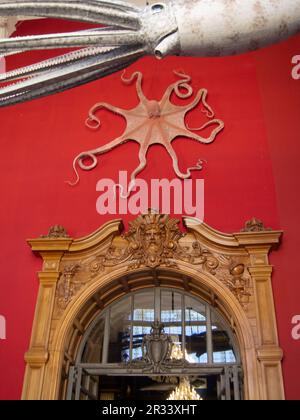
left=0, top=46, right=115, bottom=82
left=0, top=0, right=141, bottom=29
left=0, top=0, right=300, bottom=108
left=0, top=28, right=142, bottom=54
left=0, top=57, right=137, bottom=106
left=0, top=45, right=144, bottom=107
left=0, top=1, right=178, bottom=107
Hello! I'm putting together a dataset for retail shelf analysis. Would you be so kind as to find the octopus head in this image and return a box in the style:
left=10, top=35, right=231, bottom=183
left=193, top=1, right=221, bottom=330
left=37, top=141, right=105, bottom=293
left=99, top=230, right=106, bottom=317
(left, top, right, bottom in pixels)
left=146, top=100, right=161, bottom=119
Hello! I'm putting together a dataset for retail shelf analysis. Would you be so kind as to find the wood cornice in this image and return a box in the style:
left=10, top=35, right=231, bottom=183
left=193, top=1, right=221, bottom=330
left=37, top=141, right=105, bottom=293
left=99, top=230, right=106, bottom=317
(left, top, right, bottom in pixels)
left=183, top=217, right=282, bottom=249
left=69, top=219, right=123, bottom=253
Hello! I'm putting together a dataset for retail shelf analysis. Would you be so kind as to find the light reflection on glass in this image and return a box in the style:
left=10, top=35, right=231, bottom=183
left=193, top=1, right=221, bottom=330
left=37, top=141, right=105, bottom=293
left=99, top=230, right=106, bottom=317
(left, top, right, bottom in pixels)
left=211, top=313, right=237, bottom=364
left=87, top=290, right=238, bottom=367
left=132, top=326, right=151, bottom=360
left=185, top=296, right=208, bottom=364
left=134, top=292, right=155, bottom=322
left=161, top=291, right=182, bottom=322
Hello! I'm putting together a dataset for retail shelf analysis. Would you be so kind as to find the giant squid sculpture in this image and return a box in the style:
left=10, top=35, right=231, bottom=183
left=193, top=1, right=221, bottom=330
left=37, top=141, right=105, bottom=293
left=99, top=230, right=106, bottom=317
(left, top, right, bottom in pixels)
left=0, top=0, right=300, bottom=107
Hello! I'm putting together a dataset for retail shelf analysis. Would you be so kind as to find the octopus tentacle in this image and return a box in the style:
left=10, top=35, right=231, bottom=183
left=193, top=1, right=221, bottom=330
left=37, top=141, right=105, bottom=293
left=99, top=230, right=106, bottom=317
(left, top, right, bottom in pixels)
left=173, top=71, right=193, bottom=99
left=182, top=119, right=225, bottom=144
left=117, top=119, right=152, bottom=198
left=121, top=71, right=147, bottom=104
left=113, top=144, right=148, bottom=199
left=68, top=135, right=129, bottom=186
left=160, top=71, right=193, bottom=109
left=86, top=102, right=128, bottom=130
left=70, top=85, right=154, bottom=186
left=165, top=142, right=203, bottom=179
left=67, top=70, right=224, bottom=190
left=128, top=146, right=148, bottom=195
left=161, top=88, right=214, bottom=119
left=184, top=88, right=215, bottom=118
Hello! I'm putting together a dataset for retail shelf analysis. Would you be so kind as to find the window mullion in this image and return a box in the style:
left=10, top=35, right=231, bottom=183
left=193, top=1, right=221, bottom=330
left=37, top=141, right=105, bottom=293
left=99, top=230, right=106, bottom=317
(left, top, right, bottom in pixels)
left=129, top=295, right=134, bottom=361
left=206, top=305, right=213, bottom=364
left=182, top=293, right=186, bottom=359
left=154, top=287, right=161, bottom=322
left=102, top=309, right=110, bottom=364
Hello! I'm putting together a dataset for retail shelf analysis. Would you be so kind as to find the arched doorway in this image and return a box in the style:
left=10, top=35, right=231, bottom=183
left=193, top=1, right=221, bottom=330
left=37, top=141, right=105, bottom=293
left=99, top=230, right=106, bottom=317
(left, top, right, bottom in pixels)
left=66, top=288, right=242, bottom=400
left=23, top=212, right=285, bottom=400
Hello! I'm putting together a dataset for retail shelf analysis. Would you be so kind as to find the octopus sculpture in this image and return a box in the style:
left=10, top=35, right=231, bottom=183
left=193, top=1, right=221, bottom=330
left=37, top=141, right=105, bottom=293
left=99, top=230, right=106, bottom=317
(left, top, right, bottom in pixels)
left=69, top=70, right=224, bottom=190
left=0, top=0, right=299, bottom=107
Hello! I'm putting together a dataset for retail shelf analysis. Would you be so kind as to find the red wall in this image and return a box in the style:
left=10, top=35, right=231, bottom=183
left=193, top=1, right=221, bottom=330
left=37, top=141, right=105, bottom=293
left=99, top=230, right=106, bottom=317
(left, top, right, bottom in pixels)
left=0, top=19, right=299, bottom=399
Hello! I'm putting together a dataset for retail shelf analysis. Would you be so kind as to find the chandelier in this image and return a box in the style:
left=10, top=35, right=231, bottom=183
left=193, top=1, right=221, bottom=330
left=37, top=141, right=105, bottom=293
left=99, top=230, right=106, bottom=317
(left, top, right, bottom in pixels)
left=167, top=377, right=202, bottom=401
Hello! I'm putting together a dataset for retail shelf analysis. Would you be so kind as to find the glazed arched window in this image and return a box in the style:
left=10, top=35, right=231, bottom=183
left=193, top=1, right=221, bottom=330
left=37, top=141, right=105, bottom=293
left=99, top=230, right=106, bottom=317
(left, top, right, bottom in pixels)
left=78, top=288, right=239, bottom=366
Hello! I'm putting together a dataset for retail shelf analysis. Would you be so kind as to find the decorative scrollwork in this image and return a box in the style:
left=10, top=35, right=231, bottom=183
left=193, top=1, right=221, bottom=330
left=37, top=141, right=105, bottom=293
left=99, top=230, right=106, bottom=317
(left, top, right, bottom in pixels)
left=53, top=213, right=254, bottom=312
left=123, top=321, right=189, bottom=374
left=88, top=210, right=219, bottom=276
left=56, top=264, right=81, bottom=309
left=226, top=264, right=251, bottom=306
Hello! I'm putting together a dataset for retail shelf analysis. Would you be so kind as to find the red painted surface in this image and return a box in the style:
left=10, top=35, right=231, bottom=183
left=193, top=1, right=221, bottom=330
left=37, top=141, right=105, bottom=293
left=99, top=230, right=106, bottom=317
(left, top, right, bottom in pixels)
left=254, top=37, right=300, bottom=401
left=0, top=19, right=299, bottom=399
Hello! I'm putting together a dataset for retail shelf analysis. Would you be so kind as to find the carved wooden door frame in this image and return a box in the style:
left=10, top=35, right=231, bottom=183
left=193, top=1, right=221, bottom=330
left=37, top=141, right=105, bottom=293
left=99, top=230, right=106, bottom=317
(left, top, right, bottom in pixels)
left=22, top=213, right=284, bottom=400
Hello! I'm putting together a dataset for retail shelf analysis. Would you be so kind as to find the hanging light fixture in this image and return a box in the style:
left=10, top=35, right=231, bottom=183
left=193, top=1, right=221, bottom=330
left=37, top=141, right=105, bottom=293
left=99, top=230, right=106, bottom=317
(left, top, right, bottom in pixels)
left=167, top=377, right=202, bottom=401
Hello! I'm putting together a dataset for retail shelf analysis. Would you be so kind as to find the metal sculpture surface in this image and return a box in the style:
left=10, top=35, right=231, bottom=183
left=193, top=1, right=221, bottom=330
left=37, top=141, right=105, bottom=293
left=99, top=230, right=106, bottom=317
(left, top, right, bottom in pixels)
left=0, top=0, right=299, bottom=107
left=69, top=71, right=224, bottom=188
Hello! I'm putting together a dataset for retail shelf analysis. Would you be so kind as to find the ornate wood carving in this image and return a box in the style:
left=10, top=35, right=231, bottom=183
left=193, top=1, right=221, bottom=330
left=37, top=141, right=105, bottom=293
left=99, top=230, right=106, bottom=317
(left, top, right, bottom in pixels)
left=241, top=218, right=272, bottom=233
left=41, top=225, right=70, bottom=239
left=51, top=212, right=255, bottom=310
left=124, top=321, right=189, bottom=374
left=227, top=264, right=251, bottom=306
left=24, top=214, right=284, bottom=400
left=88, top=210, right=220, bottom=275
left=56, top=264, right=81, bottom=310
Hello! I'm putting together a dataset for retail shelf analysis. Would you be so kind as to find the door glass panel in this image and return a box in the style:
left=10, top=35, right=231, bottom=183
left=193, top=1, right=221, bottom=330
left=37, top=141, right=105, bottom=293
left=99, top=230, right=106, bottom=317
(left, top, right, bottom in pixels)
left=185, top=296, right=207, bottom=363
left=81, top=316, right=105, bottom=363
left=161, top=290, right=182, bottom=323
left=108, top=296, right=131, bottom=363
left=131, top=292, right=155, bottom=360
left=133, top=291, right=155, bottom=322
left=81, top=289, right=238, bottom=366
left=132, top=325, right=152, bottom=360
left=211, top=312, right=236, bottom=363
